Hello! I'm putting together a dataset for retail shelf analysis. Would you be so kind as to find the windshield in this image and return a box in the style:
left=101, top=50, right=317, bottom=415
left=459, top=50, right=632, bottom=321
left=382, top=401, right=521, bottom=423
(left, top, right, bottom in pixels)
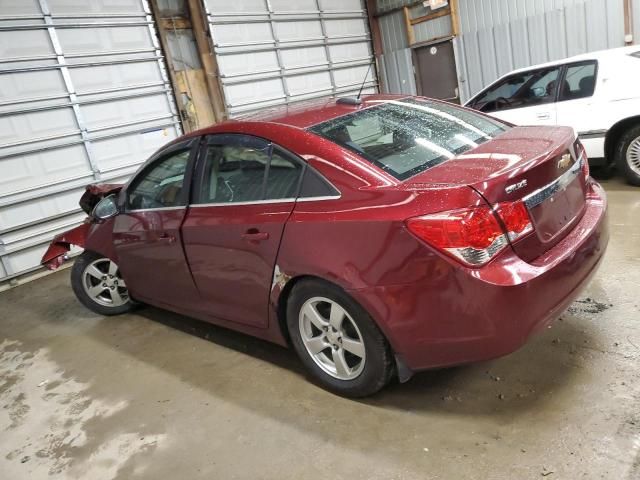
left=309, top=98, right=509, bottom=180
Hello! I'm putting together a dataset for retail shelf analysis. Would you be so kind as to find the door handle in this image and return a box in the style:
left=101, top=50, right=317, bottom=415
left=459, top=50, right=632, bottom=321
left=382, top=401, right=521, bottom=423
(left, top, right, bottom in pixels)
left=536, top=112, right=551, bottom=120
left=241, top=230, right=269, bottom=241
left=158, top=232, right=176, bottom=243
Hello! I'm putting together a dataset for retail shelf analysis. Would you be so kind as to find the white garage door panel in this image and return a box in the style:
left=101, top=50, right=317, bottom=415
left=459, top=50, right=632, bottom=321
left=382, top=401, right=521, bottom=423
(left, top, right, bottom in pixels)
left=0, top=0, right=181, bottom=282
left=0, top=30, right=52, bottom=59
left=56, top=26, right=151, bottom=53
left=217, top=51, right=279, bottom=76
left=70, top=62, right=163, bottom=92
left=47, top=0, right=144, bottom=14
left=1, top=145, right=91, bottom=195
left=204, top=0, right=376, bottom=116
left=280, top=46, right=327, bottom=69
left=0, top=188, right=83, bottom=233
left=91, top=127, right=177, bottom=173
left=0, top=71, right=67, bottom=105
left=0, top=109, right=77, bottom=147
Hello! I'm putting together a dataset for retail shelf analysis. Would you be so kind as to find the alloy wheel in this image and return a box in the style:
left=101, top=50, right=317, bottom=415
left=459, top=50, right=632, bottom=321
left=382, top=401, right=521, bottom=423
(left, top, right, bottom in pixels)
left=82, top=258, right=129, bottom=308
left=627, top=135, right=640, bottom=177
left=298, top=296, right=366, bottom=380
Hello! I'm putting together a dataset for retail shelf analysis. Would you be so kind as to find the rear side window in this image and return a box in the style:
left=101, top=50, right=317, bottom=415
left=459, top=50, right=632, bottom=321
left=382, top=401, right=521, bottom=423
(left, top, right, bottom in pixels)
left=559, top=62, right=597, bottom=101
left=309, top=98, right=508, bottom=180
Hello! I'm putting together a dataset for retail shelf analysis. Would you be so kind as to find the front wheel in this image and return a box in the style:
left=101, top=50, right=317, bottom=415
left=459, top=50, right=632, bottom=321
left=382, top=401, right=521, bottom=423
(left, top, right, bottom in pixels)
left=71, top=251, right=132, bottom=316
left=287, top=280, right=394, bottom=397
left=615, top=124, right=640, bottom=186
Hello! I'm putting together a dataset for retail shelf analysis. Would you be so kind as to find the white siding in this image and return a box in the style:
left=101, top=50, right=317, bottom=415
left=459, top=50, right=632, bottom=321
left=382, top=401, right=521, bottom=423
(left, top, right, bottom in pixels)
left=0, top=0, right=181, bottom=282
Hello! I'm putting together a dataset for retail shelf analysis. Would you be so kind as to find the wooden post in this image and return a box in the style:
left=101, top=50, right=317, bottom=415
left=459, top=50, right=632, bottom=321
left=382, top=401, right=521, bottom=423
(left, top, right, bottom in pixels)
left=403, top=6, right=415, bottom=46
left=366, top=0, right=384, bottom=92
left=449, top=0, right=460, bottom=37
left=186, top=0, right=227, bottom=122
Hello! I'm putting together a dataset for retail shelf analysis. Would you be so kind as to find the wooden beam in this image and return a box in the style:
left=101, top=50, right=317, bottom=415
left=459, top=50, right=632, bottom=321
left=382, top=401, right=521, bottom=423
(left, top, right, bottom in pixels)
left=410, top=7, right=451, bottom=26
left=450, top=0, right=460, bottom=37
left=159, top=17, right=191, bottom=30
left=186, top=0, right=227, bottom=122
left=403, top=6, right=416, bottom=46
left=365, top=0, right=384, bottom=92
left=148, top=0, right=191, bottom=130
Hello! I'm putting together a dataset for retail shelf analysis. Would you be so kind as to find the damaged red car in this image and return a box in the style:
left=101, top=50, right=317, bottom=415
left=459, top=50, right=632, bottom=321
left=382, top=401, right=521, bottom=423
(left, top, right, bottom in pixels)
left=42, top=95, right=608, bottom=397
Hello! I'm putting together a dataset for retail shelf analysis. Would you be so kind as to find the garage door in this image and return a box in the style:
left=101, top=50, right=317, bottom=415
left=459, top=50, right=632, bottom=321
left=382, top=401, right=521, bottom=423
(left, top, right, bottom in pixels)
left=0, top=0, right=181, bottom=282
left=204, top=0, right=377, bottom=116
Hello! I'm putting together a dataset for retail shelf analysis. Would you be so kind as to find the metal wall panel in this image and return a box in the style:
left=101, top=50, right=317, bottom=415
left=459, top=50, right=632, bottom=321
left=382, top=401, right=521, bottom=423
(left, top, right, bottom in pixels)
left=379, top=10, right=408, bottom=52
left=203, top=0, right=376, bottom=116
left=0, top=0, right=181, bottom=282
left=457, top=0, right=638, bottom=102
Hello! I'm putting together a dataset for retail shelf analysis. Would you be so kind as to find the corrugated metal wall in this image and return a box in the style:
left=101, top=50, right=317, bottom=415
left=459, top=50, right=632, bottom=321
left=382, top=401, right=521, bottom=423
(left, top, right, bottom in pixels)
left=0, top=0, right=181, bottom=282
left=378, top=10, right=415, bottom=94
left=376, top=1, right=454, bottom=95
left=457, top=0, right=640, bottom=101
left=203, top=0, right=376, bottom=117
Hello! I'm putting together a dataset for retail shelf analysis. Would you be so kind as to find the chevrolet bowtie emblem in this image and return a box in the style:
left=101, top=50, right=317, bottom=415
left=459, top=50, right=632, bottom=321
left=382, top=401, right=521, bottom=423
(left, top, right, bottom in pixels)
left=557, top=153, right=572, bottom=170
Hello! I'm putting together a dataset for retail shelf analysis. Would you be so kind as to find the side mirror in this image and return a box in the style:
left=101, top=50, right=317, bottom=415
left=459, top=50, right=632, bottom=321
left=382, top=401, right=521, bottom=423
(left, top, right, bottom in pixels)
left=92, top=194, right=119, bottom=220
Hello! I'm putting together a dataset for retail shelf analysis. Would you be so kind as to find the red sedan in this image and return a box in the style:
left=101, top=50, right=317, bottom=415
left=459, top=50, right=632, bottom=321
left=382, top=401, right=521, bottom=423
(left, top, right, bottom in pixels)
left=42, top=95, right=608, bottom=397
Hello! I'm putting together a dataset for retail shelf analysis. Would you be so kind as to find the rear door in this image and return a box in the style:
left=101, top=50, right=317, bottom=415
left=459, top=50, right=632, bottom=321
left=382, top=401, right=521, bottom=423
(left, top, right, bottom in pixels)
left=113, top=139, right=202, bottom=308
left=181, top=134, right=304, bottom=328
left=469, top=66, right=561, bottom=126
left=555, top=61, right=604, bottom=156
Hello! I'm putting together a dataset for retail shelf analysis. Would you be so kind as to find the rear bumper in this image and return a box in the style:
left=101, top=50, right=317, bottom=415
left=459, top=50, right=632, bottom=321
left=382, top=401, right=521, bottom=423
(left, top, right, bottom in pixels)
left=350, top=180, right=609, bottom=372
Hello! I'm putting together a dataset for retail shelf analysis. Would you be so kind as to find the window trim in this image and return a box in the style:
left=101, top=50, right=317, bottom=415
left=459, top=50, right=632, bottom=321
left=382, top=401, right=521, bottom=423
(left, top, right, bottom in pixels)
left=123, top=137, right=199, bottom=213
left=556, top=60, right=599, bottom=103
left=191, top=133, right=341, bottom=207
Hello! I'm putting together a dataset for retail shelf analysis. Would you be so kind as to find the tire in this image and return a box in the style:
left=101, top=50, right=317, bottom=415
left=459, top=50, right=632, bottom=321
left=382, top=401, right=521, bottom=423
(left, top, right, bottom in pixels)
left=614, top=124, right=640, bottom=186
left=71, top=250, right=133, bottom=316
left=286, top=279, right=394, bottom=397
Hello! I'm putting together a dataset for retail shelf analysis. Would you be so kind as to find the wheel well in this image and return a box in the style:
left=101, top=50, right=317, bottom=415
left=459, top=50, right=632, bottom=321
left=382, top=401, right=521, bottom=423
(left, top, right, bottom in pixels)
left=604, top=116, right=640, bottom=164
left=276, top=274, right=326, bottom=346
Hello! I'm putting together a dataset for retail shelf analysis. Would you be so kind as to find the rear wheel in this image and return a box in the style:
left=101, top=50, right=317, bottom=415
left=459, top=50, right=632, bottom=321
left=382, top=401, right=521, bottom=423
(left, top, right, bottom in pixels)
left=615, top=124, right=640, bottom=186
left=71, top=251, right=132, bottom=316
left=286, top=279, right=394, bottom=397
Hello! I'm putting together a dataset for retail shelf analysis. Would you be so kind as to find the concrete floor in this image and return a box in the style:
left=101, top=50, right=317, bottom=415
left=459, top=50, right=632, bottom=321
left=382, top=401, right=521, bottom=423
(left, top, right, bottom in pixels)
left=1, top=177, right=639, bottom=480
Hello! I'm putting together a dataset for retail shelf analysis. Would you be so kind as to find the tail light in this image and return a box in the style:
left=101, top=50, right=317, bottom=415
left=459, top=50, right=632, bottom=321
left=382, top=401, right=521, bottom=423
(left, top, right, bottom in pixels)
left=406, top=201, right=532, bottom=267
left=575, top=140, right=589, bottom=177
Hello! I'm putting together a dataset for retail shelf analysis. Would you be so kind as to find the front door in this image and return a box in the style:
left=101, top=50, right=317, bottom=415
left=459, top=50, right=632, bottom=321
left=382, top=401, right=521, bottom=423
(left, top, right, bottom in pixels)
left=182, top=134, right=304, bottom=328
left=113, top=139, right=201, bottom=309
left=414, top=40, right=459, bottom=103
left=469, top=66, right=561, bottom=126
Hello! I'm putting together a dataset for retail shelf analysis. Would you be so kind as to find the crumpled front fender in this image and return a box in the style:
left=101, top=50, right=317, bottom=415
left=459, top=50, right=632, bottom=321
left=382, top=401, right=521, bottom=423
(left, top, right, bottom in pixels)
left=41, top=222, right=91, bottom=270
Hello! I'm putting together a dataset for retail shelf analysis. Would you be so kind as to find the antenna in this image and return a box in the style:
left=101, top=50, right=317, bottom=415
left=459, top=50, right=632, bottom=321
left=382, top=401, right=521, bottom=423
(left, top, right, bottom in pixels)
left=356, top=62, right=373, bottom=100
left=336, top=62, right=373, bottom=106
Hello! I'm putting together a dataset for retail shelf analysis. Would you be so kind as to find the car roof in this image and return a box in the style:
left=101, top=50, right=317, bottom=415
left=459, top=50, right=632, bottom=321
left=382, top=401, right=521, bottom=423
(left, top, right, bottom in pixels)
left=499, top=45, right=640, bottom=76
left=214, top=94, right=410, bottom=130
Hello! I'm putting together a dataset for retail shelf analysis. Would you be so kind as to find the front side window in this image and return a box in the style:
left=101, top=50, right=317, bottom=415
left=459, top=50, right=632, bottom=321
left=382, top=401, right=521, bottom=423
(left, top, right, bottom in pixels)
left=127, top=149, right=190, bottom=210
left=196, top=135, right=303, bottom=204
left=559, top=62, right=597, bottom=101
left=473, top=67, right=561, bottom=112
left=309, top=98, right=509, bottom=180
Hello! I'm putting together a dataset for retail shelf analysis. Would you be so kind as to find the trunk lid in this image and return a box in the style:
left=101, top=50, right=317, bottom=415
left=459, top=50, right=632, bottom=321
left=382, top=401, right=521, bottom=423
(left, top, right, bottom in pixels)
left=406, top=126, right=587, bottom=262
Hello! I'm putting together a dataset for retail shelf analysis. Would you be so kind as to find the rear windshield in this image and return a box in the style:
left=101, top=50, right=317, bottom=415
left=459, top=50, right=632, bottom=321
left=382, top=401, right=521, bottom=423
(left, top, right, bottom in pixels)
left=309, top=98, right=509, bottom=180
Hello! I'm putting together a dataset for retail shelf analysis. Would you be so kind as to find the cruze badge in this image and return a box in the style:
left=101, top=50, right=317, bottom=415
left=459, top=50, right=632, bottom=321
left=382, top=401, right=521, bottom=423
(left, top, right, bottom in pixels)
left=557, top=153, right=572, bottom=170
left=505, top=179, right=528, bottom=194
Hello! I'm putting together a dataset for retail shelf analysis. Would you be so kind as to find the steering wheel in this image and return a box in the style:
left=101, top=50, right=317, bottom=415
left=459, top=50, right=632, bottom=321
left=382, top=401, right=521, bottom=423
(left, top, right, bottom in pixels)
left=493, top=96, right=512, bottom=110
